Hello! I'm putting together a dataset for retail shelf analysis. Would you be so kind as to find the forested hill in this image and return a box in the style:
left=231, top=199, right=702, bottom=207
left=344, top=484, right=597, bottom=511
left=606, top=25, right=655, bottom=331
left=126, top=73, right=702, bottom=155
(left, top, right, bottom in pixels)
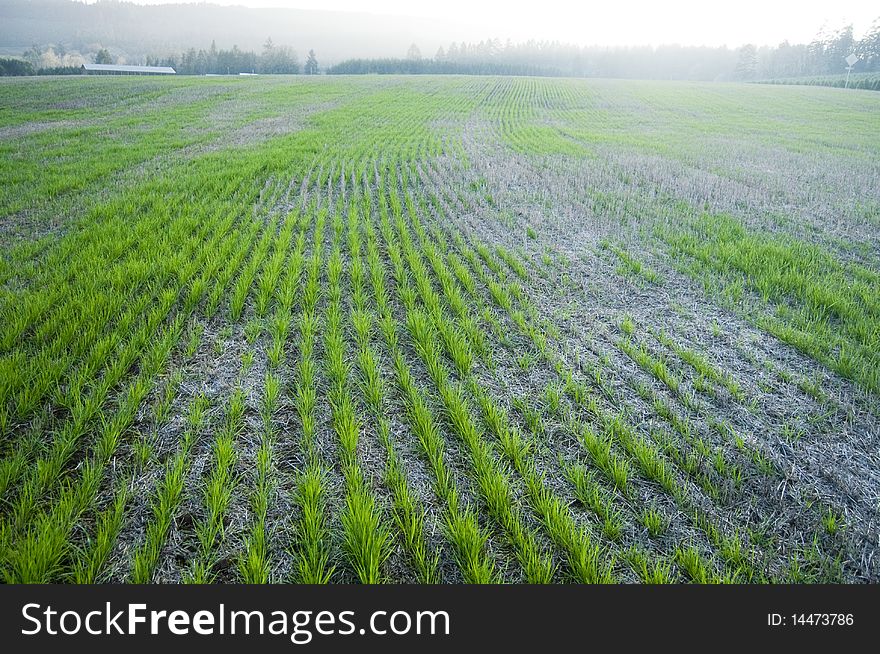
left=0, top=0, right=448, bottom=62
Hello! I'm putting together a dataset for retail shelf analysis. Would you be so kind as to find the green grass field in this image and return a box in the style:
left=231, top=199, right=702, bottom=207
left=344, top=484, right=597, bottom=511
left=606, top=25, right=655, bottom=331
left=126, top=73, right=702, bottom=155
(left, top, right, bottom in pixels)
left=1, top=75, right=878, bottom=583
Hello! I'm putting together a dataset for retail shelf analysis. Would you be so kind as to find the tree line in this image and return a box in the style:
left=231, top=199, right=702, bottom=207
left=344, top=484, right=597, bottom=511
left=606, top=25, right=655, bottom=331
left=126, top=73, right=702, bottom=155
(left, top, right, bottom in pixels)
left=328, top=58, right=563, bottom=77
left=2, top=18, right=878, bottom=80
left=146, top=39, right=309, bottom=75
left=0, top=39, right=318, bottom=76
left=329, top=21, right=880, bottom=80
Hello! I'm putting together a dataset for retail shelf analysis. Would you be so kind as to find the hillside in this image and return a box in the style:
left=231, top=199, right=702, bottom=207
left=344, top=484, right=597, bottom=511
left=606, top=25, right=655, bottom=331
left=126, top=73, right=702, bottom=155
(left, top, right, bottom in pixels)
left=0, top=0, right=459, bottom=62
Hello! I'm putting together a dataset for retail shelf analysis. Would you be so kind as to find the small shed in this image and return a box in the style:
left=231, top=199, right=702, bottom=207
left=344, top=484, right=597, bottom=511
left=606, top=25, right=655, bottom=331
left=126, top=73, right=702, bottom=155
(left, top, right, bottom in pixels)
left=81, top=64, right=176, bottom=75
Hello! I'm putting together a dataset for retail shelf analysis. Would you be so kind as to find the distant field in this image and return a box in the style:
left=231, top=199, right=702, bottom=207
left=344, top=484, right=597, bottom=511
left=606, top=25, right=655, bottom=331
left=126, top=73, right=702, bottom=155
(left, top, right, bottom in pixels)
left=0, top=75, right=878, bottom=584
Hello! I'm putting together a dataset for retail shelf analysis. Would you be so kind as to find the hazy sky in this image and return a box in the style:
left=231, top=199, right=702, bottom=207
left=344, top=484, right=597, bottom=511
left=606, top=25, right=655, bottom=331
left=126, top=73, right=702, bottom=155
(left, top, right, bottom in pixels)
left=111, top=1, right=878, bottom=47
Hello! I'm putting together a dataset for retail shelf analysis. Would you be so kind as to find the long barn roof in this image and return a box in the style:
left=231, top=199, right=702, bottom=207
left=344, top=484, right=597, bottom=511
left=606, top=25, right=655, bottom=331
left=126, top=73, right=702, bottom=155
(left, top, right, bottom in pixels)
left=82, top=63, right=176, bottom=74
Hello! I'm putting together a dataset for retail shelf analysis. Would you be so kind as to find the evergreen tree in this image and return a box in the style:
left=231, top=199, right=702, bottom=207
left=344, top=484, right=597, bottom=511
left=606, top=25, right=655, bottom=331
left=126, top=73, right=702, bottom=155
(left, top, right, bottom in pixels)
left=857, top=19, right=880, bottom=70
left=305, top=49, right=318, bottom=74
left=23, top=44, right=42, bottom=69
left=827, top=25, right=855, bottom=72
left=734, top=44, right=757, bottom=79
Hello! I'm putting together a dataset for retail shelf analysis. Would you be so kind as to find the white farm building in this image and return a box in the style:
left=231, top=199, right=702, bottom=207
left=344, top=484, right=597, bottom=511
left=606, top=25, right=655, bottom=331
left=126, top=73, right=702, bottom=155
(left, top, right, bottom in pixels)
left=81, top=64, right=176, bottom=75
